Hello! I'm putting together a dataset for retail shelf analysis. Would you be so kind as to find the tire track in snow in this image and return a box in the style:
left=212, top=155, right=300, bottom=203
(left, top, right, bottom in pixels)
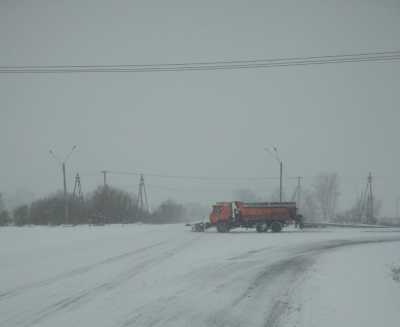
left=205, top=236, right=400, bottom=327
left=0, top=241, right=167, bottom=301
left=263, top=237, right=400, bottom=327
left=227, top=246, right=275, bottom=261
left=116, top=235, right=400, bottom=327
left=5, top=235, right=202, bottom=327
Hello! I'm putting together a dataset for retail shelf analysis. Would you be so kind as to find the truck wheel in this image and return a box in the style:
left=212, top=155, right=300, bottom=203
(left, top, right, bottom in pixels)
left=271, top=221, right=282, bottom=233
left=256, top=223, right=268, bottom=233
left=217, top=222, right=229, bottom=233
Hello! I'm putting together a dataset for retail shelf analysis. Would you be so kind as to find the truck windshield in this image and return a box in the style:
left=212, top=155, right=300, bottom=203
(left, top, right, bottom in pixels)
left=213, top=206, right=221, bottom=214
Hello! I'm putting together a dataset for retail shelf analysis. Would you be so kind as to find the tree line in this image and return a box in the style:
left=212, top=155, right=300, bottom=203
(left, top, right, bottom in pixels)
left=0, top=172, right=388, bottom=227
left=233, top=172, right=383, bottom=225
left=1, top=186, right=201, bottom=226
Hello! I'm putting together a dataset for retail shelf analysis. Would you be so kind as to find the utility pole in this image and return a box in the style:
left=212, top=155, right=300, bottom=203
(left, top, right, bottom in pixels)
left=362, top=172, right=375, bottom=224
left=265, top=147, right=283, bottom=202
left=62, top=162, right=68, bottom=221
left=296, top=176, right=302, bottom=207
left=73, top=173, right=84, bottom=202
left=279, top=160, right=283, bottom=202
left=49, top=145, right=77, bottom=225
left=101, top=170, right=108, bottom=187
left=369, top=172, right=373, bottom=221
left=137, top=174, right=150, bottom=215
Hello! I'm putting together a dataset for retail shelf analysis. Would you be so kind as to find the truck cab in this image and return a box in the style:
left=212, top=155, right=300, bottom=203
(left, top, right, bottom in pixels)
left=209, top=202, right=233, bottom=224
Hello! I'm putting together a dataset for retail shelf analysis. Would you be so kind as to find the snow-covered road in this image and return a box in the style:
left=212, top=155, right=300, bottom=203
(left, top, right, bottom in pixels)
left=1, top=225, right=400, bottom=327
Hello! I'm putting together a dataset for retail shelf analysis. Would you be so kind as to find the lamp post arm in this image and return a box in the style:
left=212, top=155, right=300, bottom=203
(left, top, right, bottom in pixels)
left=64, top=145, right=77, bottom=163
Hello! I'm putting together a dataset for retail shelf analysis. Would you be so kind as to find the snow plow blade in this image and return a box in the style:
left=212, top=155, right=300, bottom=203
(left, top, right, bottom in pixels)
left=191, top=222, right=212, bottom=232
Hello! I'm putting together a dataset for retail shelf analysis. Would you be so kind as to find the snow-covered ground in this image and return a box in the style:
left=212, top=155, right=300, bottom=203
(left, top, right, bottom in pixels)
left=1, top=224, right=400, bottom=327
left=281, top=241, right=400, bottom=327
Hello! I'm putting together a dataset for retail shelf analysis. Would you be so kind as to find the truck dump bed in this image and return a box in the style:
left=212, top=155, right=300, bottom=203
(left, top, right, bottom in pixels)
left=239, top=202, right=297, bottom=221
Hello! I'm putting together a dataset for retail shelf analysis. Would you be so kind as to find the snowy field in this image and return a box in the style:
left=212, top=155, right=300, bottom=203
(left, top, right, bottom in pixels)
left=1, top=224, right=400, bottom=327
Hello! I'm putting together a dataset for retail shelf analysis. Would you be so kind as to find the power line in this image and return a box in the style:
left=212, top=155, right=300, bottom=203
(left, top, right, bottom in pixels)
left=82, top=169, right=394, bottom=184
left=106, top=170, right=299, bottom=181
left=120, top=183, right=277, bottom=193
left=1, top=50, right=399, bottom=74
left=88, top=169, right=391, bottom=183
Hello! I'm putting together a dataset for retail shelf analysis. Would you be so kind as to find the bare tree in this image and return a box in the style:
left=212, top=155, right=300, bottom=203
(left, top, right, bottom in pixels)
left=150, top=199, right=186, bottom=223
left=301, top=189, right=318, bottom=221
left=0, top=193, right=11, bottom=226
left=13, top=205, right=29, bottom=226
left=88, top=186, right=138, bottom=224
left=313, top=173, right=340, bottom=221
left=335, top=193, right=382, bottom=224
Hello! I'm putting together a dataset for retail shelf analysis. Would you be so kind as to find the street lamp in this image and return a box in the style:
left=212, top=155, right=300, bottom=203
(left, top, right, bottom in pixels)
left=49, top=145, right=77, bottom=224
left=264, top=147, right=283, bottom=202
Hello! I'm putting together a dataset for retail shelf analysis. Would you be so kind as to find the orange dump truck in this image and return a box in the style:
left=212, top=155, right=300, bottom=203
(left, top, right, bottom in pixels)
left=192, top=201, right=302, bottom=233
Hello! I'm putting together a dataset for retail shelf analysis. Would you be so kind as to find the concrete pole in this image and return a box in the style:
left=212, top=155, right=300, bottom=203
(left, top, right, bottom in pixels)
left=368, top=172, right=373, bottom=221
left=101, top=170, right=107, bottom=187
left=297, top=176, right=302, bottom=209
left=62, top=162, right=68, bottom=224
left=279, top=161, right=283, bottom=202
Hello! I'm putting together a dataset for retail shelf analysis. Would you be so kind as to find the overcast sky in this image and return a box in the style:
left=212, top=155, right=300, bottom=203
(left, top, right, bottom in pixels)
left=1, top=0, right=399, bottom=215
